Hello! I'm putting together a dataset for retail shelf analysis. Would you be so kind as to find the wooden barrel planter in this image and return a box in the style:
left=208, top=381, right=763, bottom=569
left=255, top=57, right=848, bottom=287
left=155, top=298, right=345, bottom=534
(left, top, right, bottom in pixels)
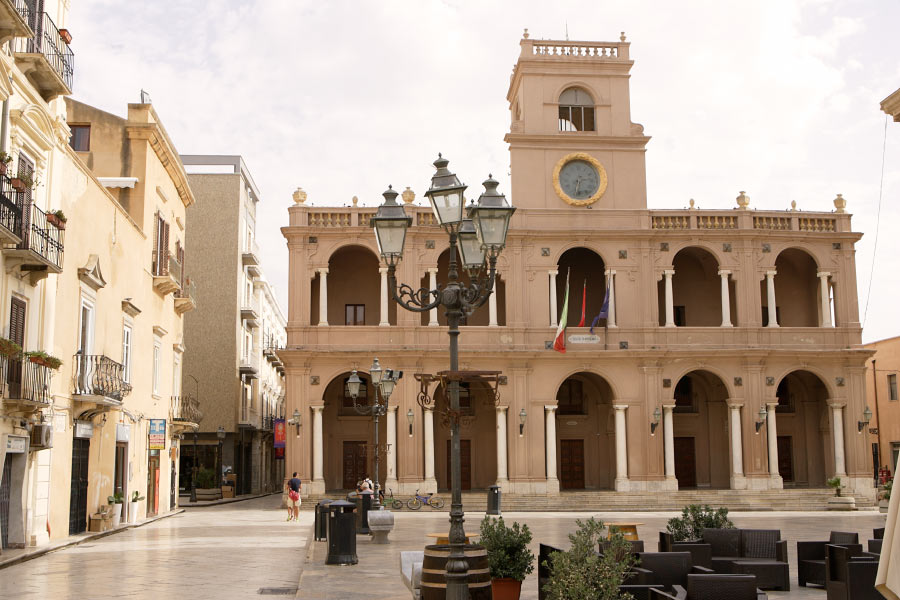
left=421, top=544, right=492, bottom=600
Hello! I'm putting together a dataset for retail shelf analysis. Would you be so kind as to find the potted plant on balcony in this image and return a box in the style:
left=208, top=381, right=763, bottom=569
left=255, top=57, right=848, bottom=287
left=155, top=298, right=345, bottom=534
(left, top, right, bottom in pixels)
left=10, top=172, right=37, bottom=192
left=23, top=350, right=63, bottom=370
left=480, top=516, right=535, bottom=599
left=0, top=337, right=22, bottom=358
left=0, top=152, right=12, bottom=176
left=107, top=492, right=124, bottom=527
left=58, top=28, right=72, bottom=44
left=130, top=490, right=145, bottom=524
left=47, top=210, right=66, bottom=230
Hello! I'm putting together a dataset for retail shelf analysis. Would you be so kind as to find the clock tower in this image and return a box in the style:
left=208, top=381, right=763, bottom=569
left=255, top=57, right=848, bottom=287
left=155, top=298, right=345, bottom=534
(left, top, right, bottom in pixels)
left=505, top=31, right=650, bottom=210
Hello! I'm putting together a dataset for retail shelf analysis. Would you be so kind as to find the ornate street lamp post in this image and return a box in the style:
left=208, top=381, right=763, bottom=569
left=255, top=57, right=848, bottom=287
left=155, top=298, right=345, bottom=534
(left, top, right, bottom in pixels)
left=371, top=155, right=514, bottom=599
left=347, top=358, right=401, bottom=508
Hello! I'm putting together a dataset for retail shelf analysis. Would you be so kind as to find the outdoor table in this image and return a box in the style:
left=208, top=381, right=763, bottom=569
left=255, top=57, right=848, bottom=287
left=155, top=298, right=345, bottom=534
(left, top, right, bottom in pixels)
left=607, top=522, right=643, bottom=541
left=426, top=532, right=480, bottom=545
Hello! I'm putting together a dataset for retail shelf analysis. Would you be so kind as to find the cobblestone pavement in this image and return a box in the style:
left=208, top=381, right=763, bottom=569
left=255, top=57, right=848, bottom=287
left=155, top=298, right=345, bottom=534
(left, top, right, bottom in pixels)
left=0, top=495, right=311, bottom=600
left=297, top=508, right=888, bottom=599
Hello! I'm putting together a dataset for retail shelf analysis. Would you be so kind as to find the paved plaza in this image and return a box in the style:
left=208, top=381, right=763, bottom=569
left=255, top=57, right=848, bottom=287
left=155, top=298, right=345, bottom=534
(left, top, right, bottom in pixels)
left=0, top=495, right=888, bottom=599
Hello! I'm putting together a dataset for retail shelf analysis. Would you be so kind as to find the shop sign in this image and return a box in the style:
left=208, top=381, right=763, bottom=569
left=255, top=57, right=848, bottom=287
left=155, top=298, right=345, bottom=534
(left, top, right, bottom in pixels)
left=274, top=419, right=286, bottom=448
left=6, top=435, right=27, bottom=453
left=568, top=334, right=601, bottom=344
left=116, top=423, right=130, bottom=442
left=149, top=419, right=166, bottom=450
left=74, top=421, right=93, bottom=439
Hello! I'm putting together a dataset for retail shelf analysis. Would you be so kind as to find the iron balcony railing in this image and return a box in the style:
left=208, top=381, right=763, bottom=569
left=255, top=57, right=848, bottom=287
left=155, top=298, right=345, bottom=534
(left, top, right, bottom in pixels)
left=73, top=354, right=132, bottom=402
left=171, top=395, right=203, bottom=424
left=6, top=354, right=52, bottom=405
left=14, top=11, right=73, bottom=91
left=17, top=202, right=63, bottom=268
left=0, top=175, right=23, bottom=240
left=12, top=0, right=31, bottom=25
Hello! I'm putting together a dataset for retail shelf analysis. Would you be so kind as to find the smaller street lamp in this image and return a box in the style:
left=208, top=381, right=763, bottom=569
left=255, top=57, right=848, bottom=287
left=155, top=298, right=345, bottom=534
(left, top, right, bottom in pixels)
left=288, top=408, right=302, bottom=437
left=859, top=406, right=873, bottom=433
left=407, top=409, right=414, bottom=437
left=755, top=406, right=768, bottom=433
left=216, top=426, right=226, bottom=485
left=518, top=408, right=527, bottom=436
left=371, top=187, right=411, bottom=268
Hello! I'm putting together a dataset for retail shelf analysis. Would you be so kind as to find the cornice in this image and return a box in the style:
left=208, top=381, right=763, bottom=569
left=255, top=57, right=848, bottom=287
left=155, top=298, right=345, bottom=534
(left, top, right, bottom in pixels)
left=503, top=132, right=651, bottom=149
left=126, top=121, right=195, bottom=208
left=881, top=87, right=900, bottom=122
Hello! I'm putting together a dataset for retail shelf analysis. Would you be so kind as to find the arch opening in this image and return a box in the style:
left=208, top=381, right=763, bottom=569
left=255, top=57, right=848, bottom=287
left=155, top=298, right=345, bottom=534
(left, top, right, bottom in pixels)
left=774, top=370, right=832, bottom=488
left=671, top=370, right=730, bottom=488
left=554, top=372, right=614, bottom=490
left=311, top=245, right=395, bottom=326
left=422, top=248, right=505, bottom=326
left=763, top=249, right=820, bottom=327
left=558, top=87, right=595, bottom=132
left=433, top=380, right=497, bottom=490
left=657, top=247, right=731, bottom=326
left=556, top=248, right=607, bottom=328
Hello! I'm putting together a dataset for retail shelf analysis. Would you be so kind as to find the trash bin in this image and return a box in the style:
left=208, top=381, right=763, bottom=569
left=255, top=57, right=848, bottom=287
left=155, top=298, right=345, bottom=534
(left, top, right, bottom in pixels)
left=357, top=490, right=373, bottom=534
left=314, top=499, right=333, bottom=541
left=487, top=485, right=501, bottom=515
left=325, top=500, right=358, bottom=565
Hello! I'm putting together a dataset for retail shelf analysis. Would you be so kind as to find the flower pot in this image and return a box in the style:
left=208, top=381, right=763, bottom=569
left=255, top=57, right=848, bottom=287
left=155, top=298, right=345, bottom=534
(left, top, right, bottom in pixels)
left=130, top=500, right=142, bottom=523
left=59, top=28, right=72, bottom=44
left=491, top=578, right=522, bottom=600
left=112, top=502, right=123, bottom=527
left=47, top=214, right=65, bottom=229
left=0, top=163, right=7, bottom=176
left=10, top=178, right=24, bottom=191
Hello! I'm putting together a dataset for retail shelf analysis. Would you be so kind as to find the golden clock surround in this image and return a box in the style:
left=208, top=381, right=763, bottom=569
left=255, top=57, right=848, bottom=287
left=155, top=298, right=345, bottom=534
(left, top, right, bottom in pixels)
left=553, top=152, right=609, bottom=206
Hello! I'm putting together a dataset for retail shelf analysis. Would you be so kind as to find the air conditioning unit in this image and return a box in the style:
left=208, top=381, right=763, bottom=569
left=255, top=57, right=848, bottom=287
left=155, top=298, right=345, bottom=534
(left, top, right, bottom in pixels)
left=30, top=423, right=53, bottom=450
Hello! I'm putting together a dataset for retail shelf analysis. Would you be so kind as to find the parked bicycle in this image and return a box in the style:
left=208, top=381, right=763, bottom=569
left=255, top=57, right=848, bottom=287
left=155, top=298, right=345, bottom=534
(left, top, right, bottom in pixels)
left=407, top=489, right=445, bottom=510
left=382, top=488, right=403, bottom=510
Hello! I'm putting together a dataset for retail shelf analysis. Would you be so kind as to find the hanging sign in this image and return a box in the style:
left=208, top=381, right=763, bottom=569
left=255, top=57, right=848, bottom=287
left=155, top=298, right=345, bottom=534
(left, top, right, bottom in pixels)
left=5, top=435, right=27, bottom=453
left=149, top=419, right=166, bottom=450
left=274, top=419, right=286, bottom=448
left=74, top=421, right=94, bottom=439
left=116, top=423, right=130, bottom=442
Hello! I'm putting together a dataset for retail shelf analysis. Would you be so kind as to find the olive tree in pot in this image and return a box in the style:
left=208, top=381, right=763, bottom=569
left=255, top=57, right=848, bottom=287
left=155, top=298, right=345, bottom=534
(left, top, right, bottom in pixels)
left=666, top=504, right=734, bottom=542
left=479, top=516, right=535, bottom=600
left=107, top=492, right=124, bottom=527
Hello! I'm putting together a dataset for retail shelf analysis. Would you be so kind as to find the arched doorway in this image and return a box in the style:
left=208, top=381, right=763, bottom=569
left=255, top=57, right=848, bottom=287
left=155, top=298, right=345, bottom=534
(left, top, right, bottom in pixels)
left=763, top=249, right=819, bottom=327
left=421, top=248, right=506, bottom=326
left=321, top=371, right=386, bottom=491
left=774, top=370, right=831, bottom=487
left=671, top=370, right=730, bottom=488
left=311, top=245, right=395, bottom=326
left=658, top=247, right=730, bottom=326
left=434, top=381, right=497, bottom=490
left=555, top=372, right=615, bottom=490
left=556, top=248, right=607, bottom=327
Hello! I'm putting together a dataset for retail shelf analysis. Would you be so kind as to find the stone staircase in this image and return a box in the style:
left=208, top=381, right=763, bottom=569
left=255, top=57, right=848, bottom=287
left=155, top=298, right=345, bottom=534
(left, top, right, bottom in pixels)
left=301, top=488, right=870, bottom=512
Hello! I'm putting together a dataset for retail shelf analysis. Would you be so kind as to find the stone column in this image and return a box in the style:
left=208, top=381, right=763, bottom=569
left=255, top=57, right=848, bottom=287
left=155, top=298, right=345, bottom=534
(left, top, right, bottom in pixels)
left=312, top=406, right=324, bottom=488
left=830, top=401, right=847, bottom=477
left=385, top=406, right=398, bottom=491
left=766, top=402, right=782, bottom=487
left=379, top=267, right=390, bottom=326
left=489, top=279, right=499, bottom=327
left=606, top=269, right=617, bottom=328
left=427, top=268, right=439, bottom=326
left=423, top=408, right=437, bottom=493
left=719, top=270, right=732, bottom=327
left=663, top=404, right=676, bottom=482
left=664, top=269, right=675, bottom=327
left=614, top=405, right=629, bottom=490
left=549, top=270, right=559, bottom=327
left=728, top=401, right=747, bottom=489
left=496, top=406, right=509, bottom=486
left=545, top=405, right=559, bottom=494
left=818, top=272, right=833, bottom=327
left=765, top=270, right=778, bottom=327
left=317, top=268, right=329, bottom=326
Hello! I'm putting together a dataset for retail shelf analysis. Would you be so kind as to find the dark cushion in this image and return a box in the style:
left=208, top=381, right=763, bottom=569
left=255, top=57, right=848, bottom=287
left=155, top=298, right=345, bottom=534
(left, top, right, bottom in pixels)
left=829, top=531, right=859, bottom=545
left=874, top=527, right=885, bottom=540
left=741, top=529, right=781, bottom=559
left=702, top=528, right=742, bottom=558
left=637, top=552, right=692, bottom=590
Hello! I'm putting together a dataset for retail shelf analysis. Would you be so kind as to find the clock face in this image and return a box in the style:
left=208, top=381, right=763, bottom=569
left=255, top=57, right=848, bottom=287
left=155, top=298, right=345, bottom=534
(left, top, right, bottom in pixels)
left=559, top=160, right=600, bottom=201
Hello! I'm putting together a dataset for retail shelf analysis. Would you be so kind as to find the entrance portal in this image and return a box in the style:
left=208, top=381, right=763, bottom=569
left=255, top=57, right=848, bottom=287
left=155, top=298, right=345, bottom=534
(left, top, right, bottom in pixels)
left=560, top=439, right=585, bottom=489
left=342, top=441, right=367, bottom=489
left=554, top=372, right=615, bottom=490
left=671, top=370, right=730, bottom=489
left=69, top=437, right=90, bottom=535
left=674, top=437, right=697, bottom=488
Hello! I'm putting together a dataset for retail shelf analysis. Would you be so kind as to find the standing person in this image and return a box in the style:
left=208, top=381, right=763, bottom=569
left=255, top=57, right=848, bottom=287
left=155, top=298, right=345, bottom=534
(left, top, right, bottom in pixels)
left=286, top=472, right=302, bottom=522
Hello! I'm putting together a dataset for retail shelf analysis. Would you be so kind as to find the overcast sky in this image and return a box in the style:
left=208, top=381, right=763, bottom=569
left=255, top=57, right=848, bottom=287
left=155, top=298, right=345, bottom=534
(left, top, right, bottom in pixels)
left=68, top=0, right=899, bottom=343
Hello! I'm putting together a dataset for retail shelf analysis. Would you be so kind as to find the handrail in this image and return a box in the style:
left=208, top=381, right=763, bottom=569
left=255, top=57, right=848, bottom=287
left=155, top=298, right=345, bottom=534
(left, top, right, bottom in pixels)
left=73, top=353, right=132, bottom=401
left=14, top=11, right=74, bottom=90
left=16, top=201, right=63, bottom=268
left=0, top=174, right=23, bottom=238
left=6, top=354, right=52, bottom=405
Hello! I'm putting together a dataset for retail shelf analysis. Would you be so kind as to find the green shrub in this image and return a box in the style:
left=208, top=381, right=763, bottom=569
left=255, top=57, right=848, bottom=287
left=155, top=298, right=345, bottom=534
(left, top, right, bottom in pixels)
left=883, top=479, right=893, bottom=502
left=106, top=492, right=124, bottom=504
left=541, top=518, right=636, bottom=600
left=131, top=490, right=145, bottom=502
left=667, top=504, right=734, bottom=542
left=827, top=477, right=843, bottom=496
left=195, top=467, right=217, bottom=489
left=479, top=516, right=535, bottom=581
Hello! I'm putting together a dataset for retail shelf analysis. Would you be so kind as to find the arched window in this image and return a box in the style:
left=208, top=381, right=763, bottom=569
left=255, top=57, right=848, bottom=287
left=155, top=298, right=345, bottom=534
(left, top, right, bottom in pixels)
left=558, top=87, right=595, bottom=132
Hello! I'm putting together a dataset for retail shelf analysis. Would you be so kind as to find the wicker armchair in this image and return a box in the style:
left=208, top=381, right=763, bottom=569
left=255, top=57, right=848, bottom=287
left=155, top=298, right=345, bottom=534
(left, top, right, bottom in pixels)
left=825, top=544, right=880, bottom=600
left=874, top=528, right=884, bottom=540
left=649, top=574, right=767, bottom=599
left=634, top=551, right=715, bottom=592
left=698, top=528, right=789, bottom=591
left=797, top=531, right=861, bottom=587
left=659, top=531, right=713, bottom=569
left=867, top=539, right=882, bottom=555
left=600, top=538, right=645, bottom=557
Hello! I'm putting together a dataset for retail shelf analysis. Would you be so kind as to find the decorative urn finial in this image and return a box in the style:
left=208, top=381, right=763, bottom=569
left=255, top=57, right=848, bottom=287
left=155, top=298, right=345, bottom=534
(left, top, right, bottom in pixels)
left=401, top=187, right=415, bottom=204
left=620, top=32, right=627, bottom=42
left=523, top=28, right=529, bottom=39
left=293, top=187, right=307, bottom=204
left=790, top=200, right=797, bottom=211
left=833, top=193, right=846, bottom=213
left=689, top=198, right=696, bottom=210
left=736, top=191, right=750, bottom=209
left=352, top=196, right=358, bottom=206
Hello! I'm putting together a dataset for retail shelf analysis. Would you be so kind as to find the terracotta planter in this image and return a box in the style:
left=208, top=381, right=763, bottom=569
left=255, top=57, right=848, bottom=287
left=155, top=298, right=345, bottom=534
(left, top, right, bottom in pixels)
left=0, top=162, right=7, bottom=176
left=10, top=178, right=24, bottom=191
left=491, top=578, right=522, bottom=600
left=59, top=29, right=72, bottom=44
left=47, top=214, right=66, bottom=229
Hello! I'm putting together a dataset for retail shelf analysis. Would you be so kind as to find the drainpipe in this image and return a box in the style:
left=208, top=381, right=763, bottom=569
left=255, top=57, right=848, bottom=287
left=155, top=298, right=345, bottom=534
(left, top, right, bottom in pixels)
left=873, top=359, right=883, bottom=476
left=1, top=97, right=9, bottom=152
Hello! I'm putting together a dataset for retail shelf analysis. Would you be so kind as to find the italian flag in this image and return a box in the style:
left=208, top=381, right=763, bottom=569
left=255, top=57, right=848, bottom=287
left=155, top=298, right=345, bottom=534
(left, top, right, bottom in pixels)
left=553, top=270, right=570, bottom=353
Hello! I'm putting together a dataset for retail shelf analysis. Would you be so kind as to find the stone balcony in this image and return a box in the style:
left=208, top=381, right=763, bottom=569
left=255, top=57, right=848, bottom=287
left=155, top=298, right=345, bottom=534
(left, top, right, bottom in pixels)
left=2, top=201, right=64, bottom=285
left=0, top=0, right=32, bottom=56
left=13, top=10, right=73, bottom=101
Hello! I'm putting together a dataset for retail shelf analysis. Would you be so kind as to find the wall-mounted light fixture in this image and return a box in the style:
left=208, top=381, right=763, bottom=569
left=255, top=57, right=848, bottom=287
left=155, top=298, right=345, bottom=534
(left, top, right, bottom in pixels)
left=650, top=406, right=662, bottom=435
left=407, top=408, right=415, bottom=437
left=858, top=406, right=872, bottom=433
left=519, top=408, right=527, bottom=436
left=755, top=406, right=768, bottom=433
left=287, top=408, right=302, bottom=437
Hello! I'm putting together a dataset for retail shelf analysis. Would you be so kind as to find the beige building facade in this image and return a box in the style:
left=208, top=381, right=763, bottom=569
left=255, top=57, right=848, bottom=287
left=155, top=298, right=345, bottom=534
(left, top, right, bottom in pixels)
left=280, top=33, right=874, bottom=502
left=181, top=155, right=286, bottom=496
left=866, top=338, right=900, bottom=475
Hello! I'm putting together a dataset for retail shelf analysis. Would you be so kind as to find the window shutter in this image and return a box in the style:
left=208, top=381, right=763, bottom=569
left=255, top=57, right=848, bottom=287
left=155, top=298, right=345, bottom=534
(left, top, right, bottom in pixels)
left=152, top=210, right=160, bottom=275
left=162, top=220, right=170, bottom=275
left=9, top=297, right=25, bottom=345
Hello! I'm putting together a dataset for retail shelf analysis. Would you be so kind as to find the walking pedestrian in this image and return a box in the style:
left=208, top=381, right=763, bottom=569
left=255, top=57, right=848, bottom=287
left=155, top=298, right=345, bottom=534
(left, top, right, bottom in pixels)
left=286, top=472, right=302, bottom=521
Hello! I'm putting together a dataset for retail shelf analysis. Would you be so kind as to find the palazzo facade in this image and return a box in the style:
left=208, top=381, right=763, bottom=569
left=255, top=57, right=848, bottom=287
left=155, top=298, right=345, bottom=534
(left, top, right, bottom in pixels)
left=280, top=33, right=874, bottom=501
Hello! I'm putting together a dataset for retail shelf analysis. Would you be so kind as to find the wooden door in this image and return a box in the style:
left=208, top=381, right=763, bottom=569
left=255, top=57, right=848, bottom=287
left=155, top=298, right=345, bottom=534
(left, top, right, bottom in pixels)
left=559, top=439, right=585, bottom=489
left=69, top=438, right=90, bottom=535
left=777, top=436, right=794, bottom=483
left=342, top=441, right=367, bottom=489
left=7, top=297, right=24, bottom=398
left=147, top=455, right=160, bottom=517
left=674, top=437, right=697, bottom=488
left=446, top=440, right=472, bottom=490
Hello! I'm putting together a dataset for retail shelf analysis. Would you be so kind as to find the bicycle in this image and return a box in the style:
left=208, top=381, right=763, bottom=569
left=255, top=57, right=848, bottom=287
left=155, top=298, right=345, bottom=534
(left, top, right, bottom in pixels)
left=407, top=489, right=445, bottom=510
left=382, top=488, right=403, bottom=510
